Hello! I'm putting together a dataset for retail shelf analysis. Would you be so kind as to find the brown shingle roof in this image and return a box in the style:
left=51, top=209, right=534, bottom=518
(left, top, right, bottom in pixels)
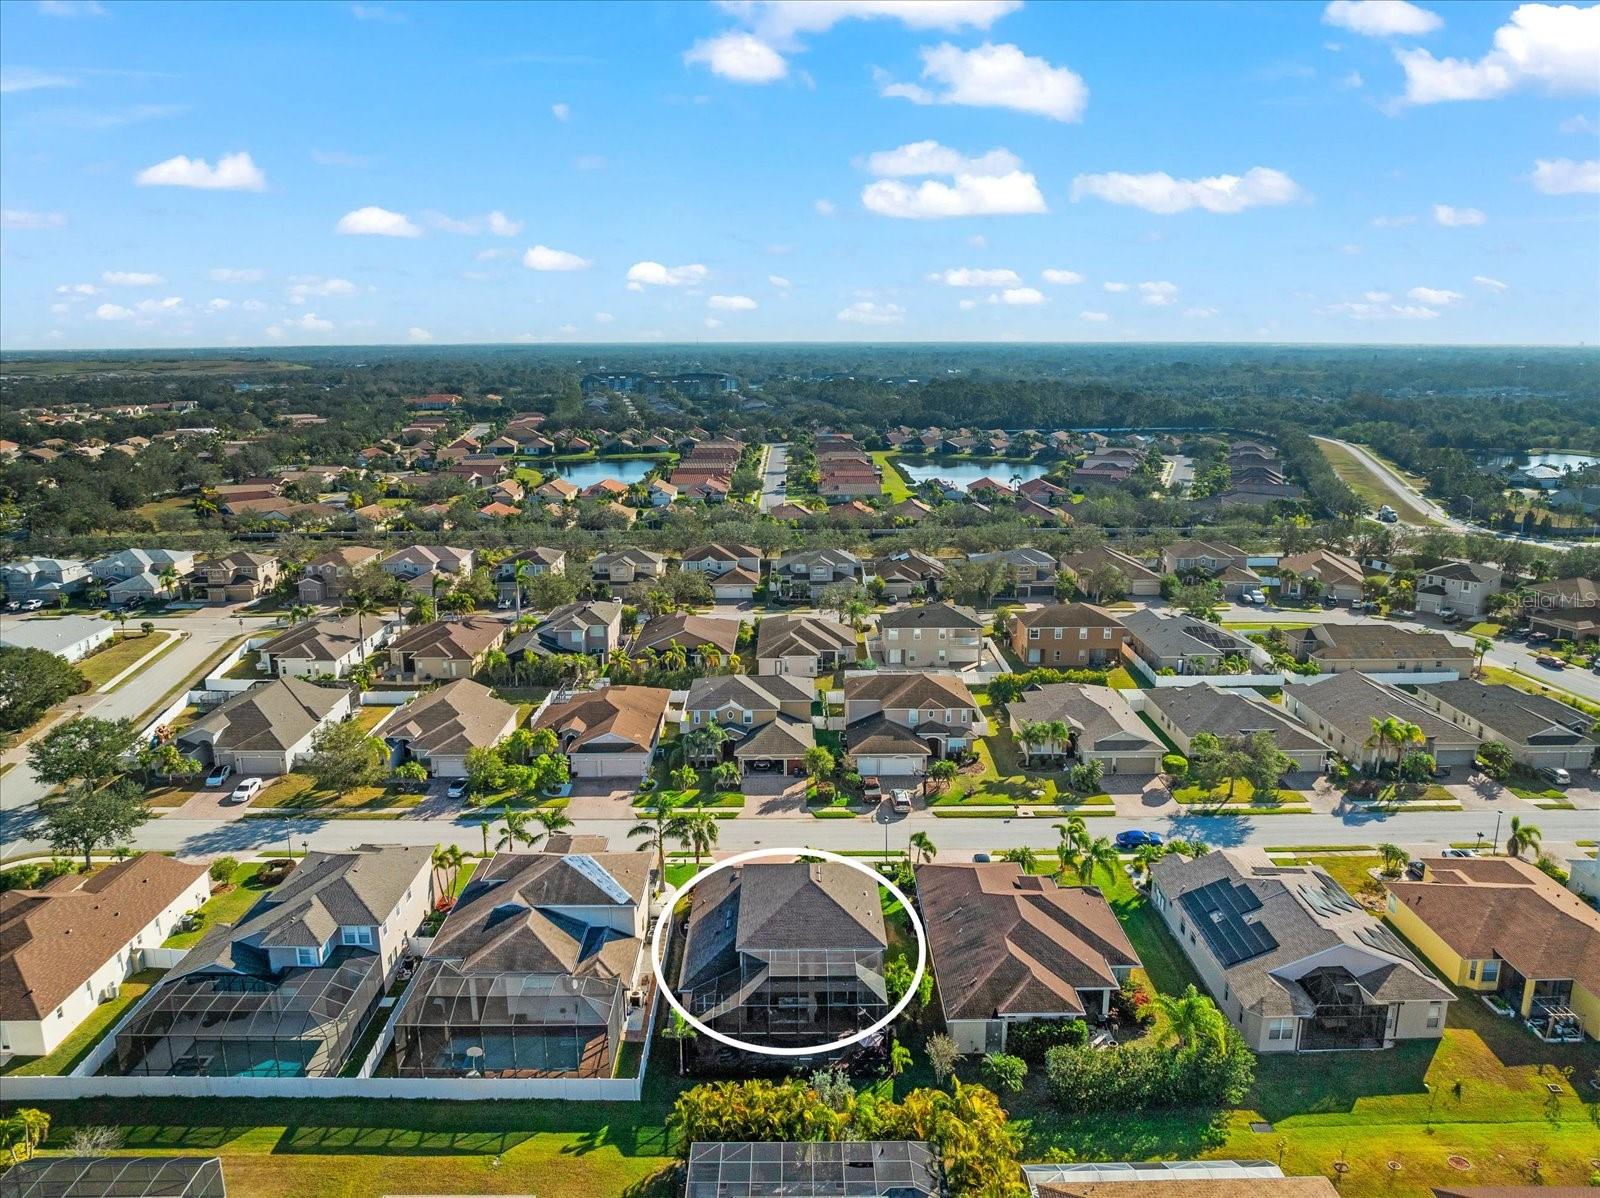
left=388, top=615, right=507, bottom=661
left=1013, top=602, right=1124, bottom=630
left=535, top=685, right=669, bottom=752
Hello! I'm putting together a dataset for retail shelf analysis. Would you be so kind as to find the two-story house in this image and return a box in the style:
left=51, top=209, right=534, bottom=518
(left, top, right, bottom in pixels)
left=386, top=615, right=508, bottom=682
left=770, top=549, right=867, bottom=603
left=114, top=846, right=432, bottom=1077
left=1415, top=561, right=1503, bottom=619
left=508, top=600, right=623, bottom=659
left=967, top=548, right=1058, bottom=599
left=873, top=551, right=946, bottom=602
left=199, top=551, right=281, bottom=605
left=1524, top=577, right=1600, bottom=643
left=297, top=546, right=383, bottom=604
left=1009, top=603, right=1128, bottom=668
left=875, top=602, right=985, bottom=670
left=843, top=672, right=985, bottom=777
left=380, top=546, right=475, bottom=588
left=494, top=547, right=567, bottom=607
left=681, top=674, right=815, bottom=775
left=589, top=549, right=666, bottom=592
left=754, top=614, right=856, bottom=677
left=680, top=543, right=761, bottom=576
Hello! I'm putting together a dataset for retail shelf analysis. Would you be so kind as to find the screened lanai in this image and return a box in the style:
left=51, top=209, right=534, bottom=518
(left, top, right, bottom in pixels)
left=389, top=962, right=626, bottom=1078
left=114, top=949, right=383, bottom=1078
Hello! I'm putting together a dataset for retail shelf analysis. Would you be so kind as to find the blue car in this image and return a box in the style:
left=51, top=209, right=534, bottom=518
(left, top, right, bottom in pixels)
left=1114, top=829, right=1162, bottom=850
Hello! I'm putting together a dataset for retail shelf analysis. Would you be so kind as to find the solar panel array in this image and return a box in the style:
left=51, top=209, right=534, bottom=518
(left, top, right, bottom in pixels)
left=1355, top=922, right=1413, bottom=961
left=1179, top=878, right=1279, bottom=967
left=1297, top=877, right=1362, bottom=919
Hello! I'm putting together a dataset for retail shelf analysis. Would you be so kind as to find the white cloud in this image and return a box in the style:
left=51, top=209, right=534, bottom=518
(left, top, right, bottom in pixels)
left=880, top=42, right=1087, bottom=122
left=1071, top=167, right=1303, bottom=214
left=862, top=140, right=1021, bottom=178
left=288, top=276, right=356, bottom=304
left=997, top=286, right=1045, bottom=305
left=135, top=152, right=266, bottom=191
left=768, top=274, right=791, bottom=288
left=1102, top=282, right=1130, bottom=293
left=708, top=294, right=757, bottom=310
left=1341, top=70, right=1366, bottom=88
left=704, top=317, right=723, bottom=329
left=1, top=208, right=66, bottom=230
left=102, top=271, right=164, bottom=286
left=136, top=296, right=184, bottom=313
left=684, top=31, right=788, bottom=83
left=1079, top=310, right=1110, bottom=322
left=1364, top=290, right=1393, bottom=302
left=210, top=267, right=264, bottom=283
left=0, top=66, right=77, bottom=93
left=487, top=210, right=523, bottom=237
left=927, top=266, right=1021, bottom=287
left=425, top=209, right=524, bottom=236
left=1139, top=280, right=1179, bottom=306
left=335, top=206, right=422, bottom=237
left=626, top=261, right=709, bottom=288
left=958, top=298, right=978, bottom=310
left=726, top=1, right=1019, bottom=44
left=1041, top=269, right=1085, bottom=285
left=57, top=282, right=98, bottom=296
left=1184, top=307, right=1220, bottom=318
left=837, top=300, right=904, bottom=324
left=94, top=303, right=133, bottom=321
left=814, top=198, right=837, bottom=216
left=862, top=170, right=1046, bottom=219
left=1324, top=299, right=1440, bottom=320
left=1473, top=275, right=1509, bottom=291
left=206, top=298, right=233, bottom=312
left=407, top=327, right=433, bottom=342
left=552, top=102, right=571, bottom=121
left=1531, top=156, right=1600, bottom=194
left=1396, top=3, right=1600, bottom=105
left=1407, top=285, right=1462, bottom=304
left=1433, top=203, right=1486, bottom=226
left=241, top=299, right=268, bottom=312
left=595, top=312, right=614, bottom=323
left=267, top=312, right=335, bottom=337
left=1322, top=0, right=1441, bottom=37
left=523, top=244, right=593, bottom=271
left=1560, top=112, right=1599, bottom=134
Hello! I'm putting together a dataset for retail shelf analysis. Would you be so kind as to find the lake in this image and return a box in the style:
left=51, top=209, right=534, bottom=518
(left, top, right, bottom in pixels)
left=894, top=456, right=1053, bottom=488
left=547, top=458, right=656, bottom=488
left=1481, top=450, right=1599, bottom=473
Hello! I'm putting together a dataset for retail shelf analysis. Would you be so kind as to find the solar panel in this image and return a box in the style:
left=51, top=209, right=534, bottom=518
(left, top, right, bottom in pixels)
left=1355, top=923, right=1411, bottom=960
left=565, top=854, right=633, bottom=904
left=1298, top=877, right=1362, bottom=919
left=1179, top=878, right=1278, bottom=967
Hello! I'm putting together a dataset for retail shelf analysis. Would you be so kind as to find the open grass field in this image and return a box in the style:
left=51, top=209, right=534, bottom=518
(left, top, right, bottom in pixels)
left=870, top=450, right=914, bottom=503
left=1314, top=438, right=1435, bottom=524
left=75, top=630, right=176, bottom=690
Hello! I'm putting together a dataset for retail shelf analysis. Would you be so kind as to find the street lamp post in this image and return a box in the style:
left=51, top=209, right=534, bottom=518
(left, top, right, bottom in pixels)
left=1490, top=810, right=1503, bottom=856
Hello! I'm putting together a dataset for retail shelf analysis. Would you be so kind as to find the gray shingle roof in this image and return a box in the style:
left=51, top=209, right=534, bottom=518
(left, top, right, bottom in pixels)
left=875, top=601, right=983, bottom=631
left=1289, top=672, right=1477, bottom=747
left=180, top=676, right=346, bottom=752
left=382, top=678, right=519, bottom=757
left=1010, top=684, right=1162, bottom=754
left=756, top=614, right=855, bottom=660
left=258, top=613, right=373, bottom=662
left=1419, top=680, right=1595, bottom=746
left=684, top=673, right=811, bottom=711
left=1144, top=685, right=1328, bottom=752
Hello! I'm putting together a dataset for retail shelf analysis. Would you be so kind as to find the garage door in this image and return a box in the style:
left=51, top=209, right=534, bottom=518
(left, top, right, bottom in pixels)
left=231, top=750, right=288, bottom=776
left=856, top=755, right=919, bottom=777
left=571, top=752, right=647, bottom=779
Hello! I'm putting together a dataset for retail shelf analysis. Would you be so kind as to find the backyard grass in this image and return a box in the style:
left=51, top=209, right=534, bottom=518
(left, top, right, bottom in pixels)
left=75, top=631, right=176, bottom=690
left=161, top=861, right=270, bottom=949
left=221, top=651, right=268, bottom=680
left=1106, top=666, right=1137, bottom=690
left=0, top=969, right=165, bottom=1077
left=870, top=450, right=914, bottom=503
left=350, top=705, right=393, bottom=734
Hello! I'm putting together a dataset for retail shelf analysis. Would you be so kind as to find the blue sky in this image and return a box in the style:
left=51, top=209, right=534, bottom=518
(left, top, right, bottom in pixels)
left=2, top=0, right=1597, bottom=349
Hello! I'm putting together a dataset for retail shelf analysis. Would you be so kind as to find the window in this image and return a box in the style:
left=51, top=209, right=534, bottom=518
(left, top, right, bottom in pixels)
left=341, top=926, right=374, bottom=948
left=742, top=710, right=753, bottom=725
left=295, top=947, right=318, bottom=967
left=1480, top=959, right=1500, bottom=983
left=1078, top=627, right=1088, bottom=639
left=1053, top=628, right=1063, bottom=640
left=1267, top=1017, right=1295, bottom=1042
left=1468, top=960, right=1478, bottom=981
left=1425, top=1002, right=1442, bottom=1029
left=1029, top=628, right=1040, bottom=640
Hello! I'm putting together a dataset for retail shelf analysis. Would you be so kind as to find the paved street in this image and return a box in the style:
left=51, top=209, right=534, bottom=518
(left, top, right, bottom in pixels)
left=758, top=441, right=788, bottom=512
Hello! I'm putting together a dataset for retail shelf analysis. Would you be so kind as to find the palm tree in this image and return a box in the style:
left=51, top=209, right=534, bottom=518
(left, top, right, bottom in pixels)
left=1378, top=843, right=1408, bottom=877
left=1073, top=835, right=1120, bottom=887
left=671, top=807, right=719, bottom=869
left=532, top=807, right=573, bottom=843
left=512, top=559, right=533, bottom=620
left=1155, top=984, right=1228, bottom=1054
left=495, top=805, right=538, bottom=851
left=157, top=565, right=180, bottom=601
left=342, top=593, right=381, bottom=663
left=629, top=795, right=675, bottom=888
left=1505, top=815, right=1542, bottom=860
left=1133, top=841, right=1167, bottom=883
left=480, top=647, right=510, bottom=683
left=1472, top=635, right=1493, bottom=677
left=430, top=843, right=463, bottom=902
left=1016, top=721, right=1046, bottom=764
left=909, top=830, right=936, bottom=864
left=287, top=603, right=315, bottom=626
left=1053, top=816, right=1089, bottom=877
left=999, top=845, right=1039, bottom=872
left=1043, top=720, right=1073, bottom=763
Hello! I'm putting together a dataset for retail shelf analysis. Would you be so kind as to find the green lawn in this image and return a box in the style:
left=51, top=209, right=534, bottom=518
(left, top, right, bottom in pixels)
left=869, top=450, right=914, bottom=503
left=1105, top=666, right=1138, bottom=690
left=932, top=729, right=1107, bottom=807
left=75, top=631, right=175, bottom=690
left=252, top=774, right=422, bottom=813
left=1480, top=665, right=1600, bottom=717
left=1171, top=777, right=1258, bottom=805
left=1, top=969, right=165, bottom=1077
left=350, top=706, right=393, bottom=734
left=161, top=861, right=270, bottom=949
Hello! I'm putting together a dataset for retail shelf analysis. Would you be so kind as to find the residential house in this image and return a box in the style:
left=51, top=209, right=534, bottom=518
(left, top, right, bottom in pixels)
left=633, top=612, right=740, bottom=663
left=680, top=544, right=761, bottom=576
left=590, top=548, right=666, bottom=590
left=1121, top=611, right=1264, bottom=676
left=1413, top=680, right=1597, bottom=772
left=90, top=547, right=197, bottom=583
left=537, top=477, right=580, bottom=504
left=1384, top=856, right=1598, bottom=1042
left=770, top=549, right=867, bottom=602
left=114, top=846, right=432, bottom=1077
left=477, top=501, right=520, bottom=521
left=380, top=545, right=474, bottom=584
left=0, top=556, right=90, bottom=604
left=916, top=862, right=1141, bottom=1054
left=709, top=565, right=761, bottom=601
left=647, top=479, right=679, bottom=507
left=755, top=614, right=856, bottom=677
left=199, top=551, right=281, bottom=605
left=386, top=616, right=507, bottom=681
left=1007, top=684, right=1164, bottom=773
left=508, top=600, right=622, bottom=658
left=1415, top=561, right=1503, bottom=619
left=297, top=546, right=383, bottom=604
left=1275, top=550, right=1365, bottom=605
left=1018, top=477, right=1070, bottom=506
left=1289, top=624, right=1473, bottom=677
left=1159, top=540, right=1247, bottom=578
left=534, top=685, right=671, bottom=780
left=968, top=547, right=1058, bottom=599
left=0, top=613, right=113, bottom=663
left=873, top=550, right=946, bottom=602
left=1150, top=848, right=1453, bottom=1053
left=177, top=676, right=352, bottom=775
left=390, top=850, right=651, bottom=1078
left=1525, top=577, right=1600, bottom=643
left=0, top=855, right=210, bottom=1059
left=495, top=547, right=567, bottom=607
left=682, top=674, right=815, bottom=776
left=884, top=497, right=934, bottom=523
left=255, top=612, right=391, bottom=679
left=678, top=861, right=888, bottom=1046
left=843, top=672, right=984, bottom=776
left=1009, top=603, right=1128, bottom=669
left=1283, top=672, right=1480, bottom=769
left=381, top=678, right=520, bottom=778
left=1143, top=685, right=1330, bottom=773
left=1057, top=546, right=1162, bottom=600
left=875, top=602, right=984, bottom=669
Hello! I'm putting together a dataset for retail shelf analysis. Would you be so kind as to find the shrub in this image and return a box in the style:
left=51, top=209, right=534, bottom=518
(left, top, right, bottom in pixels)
left=1043, top=1029, right=1253, bottom=1110
left=1161, top=753, right=1188, bottom=778
left=0, top=858, right=76, bottom=893
left=208, top=856, right=239, bottom=884
left=1005, top=1017, right=1088, bottom=1063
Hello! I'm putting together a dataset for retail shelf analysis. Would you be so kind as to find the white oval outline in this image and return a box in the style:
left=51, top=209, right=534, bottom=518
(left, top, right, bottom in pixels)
left=650, top=847, right=927, bottom=1058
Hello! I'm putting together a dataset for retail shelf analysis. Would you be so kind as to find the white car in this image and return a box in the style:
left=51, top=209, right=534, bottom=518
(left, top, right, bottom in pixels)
left=890, top=788, right=915, bottom=813
left=1245, top=589, right=1267, bottom=606
left=227, top=777, right=264, bottom=805
left=1439, top=847, right=1476, bottom=859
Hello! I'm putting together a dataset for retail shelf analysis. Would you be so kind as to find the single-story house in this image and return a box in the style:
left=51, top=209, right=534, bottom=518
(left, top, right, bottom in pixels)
left=632, top=612, right=741, bottom=662
left=256, top=612, right=391, bottom=679
left=382, top=678, right=520, bottom=778
left=1413, top=680, right=1596, bottom=772
left=1143, top=684, right=1331, bottom=773
left=177, top=676, right=352, bottom=775
left=1007, top=683, right=1165, bottom=773
left=535, top=685, right=671, bottom=780
left=1283, top=672, right=1480, bottom=770
left=0, top=613, right=114, bottom=663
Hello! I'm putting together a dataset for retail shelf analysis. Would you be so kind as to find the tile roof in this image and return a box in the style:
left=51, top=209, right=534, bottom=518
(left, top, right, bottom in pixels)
left=180, top=676, right=347, bottom=752
left=917, top=862, right=1139, bottom=1022
left=381, top=678, right=519, bottom=758
left=0, top=854, right=208, bottom=1019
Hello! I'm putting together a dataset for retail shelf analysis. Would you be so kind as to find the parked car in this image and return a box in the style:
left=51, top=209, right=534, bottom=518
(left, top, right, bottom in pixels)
left=1114, top=829, right=1163, bottom=850
left=972, top=852, right=992, bottom=863
left=890, top=788, right=914, bottom=813
left=204, top=763, right=233, bottom=787
left=1538, top=766, right=1572, bottom=786
left=446, top=777, right=471, bottom=800
left=861, top=776, right=883, bottom=802
left=1535, top=654, right=1566, bottom=670
left=1405, top=860, right=1425, bottom=880
left=227, top=777, right=264, bottom=804
left=1441, top=611, right=1462, bottom=626
left=1440, top=847, right=1476, bottom=858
